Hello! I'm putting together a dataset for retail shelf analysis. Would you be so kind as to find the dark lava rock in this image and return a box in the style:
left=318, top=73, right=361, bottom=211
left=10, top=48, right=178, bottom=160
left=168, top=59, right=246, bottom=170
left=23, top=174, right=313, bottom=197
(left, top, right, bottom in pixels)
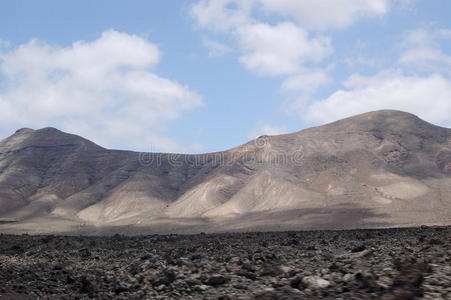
left=114, top=281, right=132, bottom=294
left=382, top=259, right=430, bottom=299
left=290, top=276, right=302, bottom=289
left=260, top=264, right=283, bottom=277
left=0, top=226, right=449, bottom=299
left=351, top=245, right=366, bottom=252
left=79, top=248, right=91, bottom=258
left=79, top=275, right=94, bottom=293
left=204, top=274, right=229, bottom=286
left=153, top=269, right=177, bottom=286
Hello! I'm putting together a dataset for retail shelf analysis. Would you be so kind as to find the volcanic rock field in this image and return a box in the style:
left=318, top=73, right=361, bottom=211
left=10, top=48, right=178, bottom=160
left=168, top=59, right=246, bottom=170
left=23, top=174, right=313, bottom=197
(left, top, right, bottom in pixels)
left=0, top=226, right=450, bottom=299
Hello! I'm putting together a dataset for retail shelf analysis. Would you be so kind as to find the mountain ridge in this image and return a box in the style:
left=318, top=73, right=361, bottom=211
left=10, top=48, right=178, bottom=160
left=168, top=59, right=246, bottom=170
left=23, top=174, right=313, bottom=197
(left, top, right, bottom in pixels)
left=0, top=110, right=450, bottom=234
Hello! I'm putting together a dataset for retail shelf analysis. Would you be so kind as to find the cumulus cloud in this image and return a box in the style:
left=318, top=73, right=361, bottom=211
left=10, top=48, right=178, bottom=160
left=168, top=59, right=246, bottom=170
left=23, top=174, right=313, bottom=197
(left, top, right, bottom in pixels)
left=304, top=26, right=451, bottom=129
left=305, top=71, right=451, bottom=127
left=237, top=22, right=332, bottom=76
left=0, top=30, right=203, bottom=152
left=282, top=69, right=330, bottom=93
left=190, top=0, right=254, bottom=33
left=190, top=0, right=451, bottom=132
left=191, top=1, right=333, bottom=77
left=191, top=0, right=391, bottom=32
left=248, top=122, right=288, bottom=139
left=190, top=0, right=335, bottom=104
left=280, top=69, right=331, bottom=113
left=399, top=27, right=451, bottom=73
left=190, top=0, right=392, bottom=109
left=260, top=0, right=390, bottom=30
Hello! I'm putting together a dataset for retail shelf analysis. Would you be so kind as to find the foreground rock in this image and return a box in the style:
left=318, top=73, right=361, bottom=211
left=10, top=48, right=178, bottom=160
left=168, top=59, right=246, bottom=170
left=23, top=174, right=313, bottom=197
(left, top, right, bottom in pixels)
left=0, top=226, right=450, bottom=299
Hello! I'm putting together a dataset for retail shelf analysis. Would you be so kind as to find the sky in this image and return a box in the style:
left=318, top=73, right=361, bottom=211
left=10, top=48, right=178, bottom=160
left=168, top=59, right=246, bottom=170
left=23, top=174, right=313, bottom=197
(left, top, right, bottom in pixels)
left=0, top=0, right=450, bottom=153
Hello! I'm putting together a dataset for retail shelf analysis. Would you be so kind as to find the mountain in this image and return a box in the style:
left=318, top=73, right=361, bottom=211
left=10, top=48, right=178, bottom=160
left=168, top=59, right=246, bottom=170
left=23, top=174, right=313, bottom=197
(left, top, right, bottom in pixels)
left=0, top=110, right=450, bottom=234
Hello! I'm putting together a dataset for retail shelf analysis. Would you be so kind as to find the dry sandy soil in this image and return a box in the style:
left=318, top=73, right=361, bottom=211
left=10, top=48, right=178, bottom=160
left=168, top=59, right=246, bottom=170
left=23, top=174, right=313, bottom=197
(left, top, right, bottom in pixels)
left=0, top=226, right=450, bottom=299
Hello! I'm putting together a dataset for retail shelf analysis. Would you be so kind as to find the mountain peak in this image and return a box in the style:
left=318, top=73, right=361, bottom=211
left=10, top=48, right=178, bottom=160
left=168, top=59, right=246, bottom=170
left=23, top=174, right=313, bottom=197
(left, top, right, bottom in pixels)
left=313, top=109, right=447, bottom=137
left=11, top=127, right=64, bottom=138
left=38, top=127, right=63, bottom=133
left=1, top=127, right=104, bottom=152
left=333, top=109, right=421, bottom=124
left=358, top=109, right=417, bottom=117
left=14, top=128, right=35, bottom=135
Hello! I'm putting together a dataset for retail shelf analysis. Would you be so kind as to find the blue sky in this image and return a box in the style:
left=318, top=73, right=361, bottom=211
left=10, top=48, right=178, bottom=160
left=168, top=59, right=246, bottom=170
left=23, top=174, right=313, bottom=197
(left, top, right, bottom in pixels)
left=0, top=0, right=450, bottom=153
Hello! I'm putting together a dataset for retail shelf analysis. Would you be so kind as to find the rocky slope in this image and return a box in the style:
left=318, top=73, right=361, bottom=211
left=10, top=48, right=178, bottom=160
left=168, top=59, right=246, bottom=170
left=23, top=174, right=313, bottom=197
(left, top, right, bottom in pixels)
left=0, top=110, right=450, bottom=234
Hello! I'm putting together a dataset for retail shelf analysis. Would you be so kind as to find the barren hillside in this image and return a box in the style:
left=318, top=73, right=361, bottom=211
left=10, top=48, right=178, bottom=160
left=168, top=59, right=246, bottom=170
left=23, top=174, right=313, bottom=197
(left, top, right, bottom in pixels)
left=0, top=110, right=450, bottom=234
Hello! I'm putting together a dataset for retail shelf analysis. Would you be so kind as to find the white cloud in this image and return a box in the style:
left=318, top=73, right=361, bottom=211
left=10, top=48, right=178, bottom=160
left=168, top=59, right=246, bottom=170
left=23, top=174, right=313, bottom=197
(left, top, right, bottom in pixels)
left=304, top=26, right=451, bottom=128
left=400, top=47, right=451, bottom=69
left=305, top=71, right=451, bottom=127
left=190, top=0, right=392, bottom=109
left=237, top=22, right=332, bottom=76
left=280, top=69, right=331, bottom=113
left=191, top=0, right=391, bottom=32
left=396, top=0, right=417, bottom=11
left=190, top=0, right=334, bottom=78
left=0, top=30, right=203, bottom=152
left=399, top=28, right=451, bottom=73
left=203, top=38, right=232, bottom=57
left=260, top=0, right=390, bottom=30
left=190, top=0, right=254, bottom=33
left=249, top=122, right=288, bottom=139
left=190, top=0, right=451, bottom=133
left=282, top=69, right=330, bottom=93
left=437, top=28, right=451, bottom=39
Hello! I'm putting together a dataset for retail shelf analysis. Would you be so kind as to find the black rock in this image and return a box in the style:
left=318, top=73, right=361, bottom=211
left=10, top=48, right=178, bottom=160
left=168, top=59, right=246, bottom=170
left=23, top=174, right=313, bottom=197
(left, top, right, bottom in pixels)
left=79, top=275, right=94, bottom=293
left=205, top=274, right=229, bottom=286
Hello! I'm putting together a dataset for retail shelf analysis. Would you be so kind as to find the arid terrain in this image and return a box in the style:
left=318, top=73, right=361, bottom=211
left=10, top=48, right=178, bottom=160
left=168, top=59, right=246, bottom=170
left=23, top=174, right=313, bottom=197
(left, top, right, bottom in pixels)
left=0, top=110, right=450, bottom=234
left=0, top=109, right=450, bottom=299
left=0, top=226, right=450, bottom=299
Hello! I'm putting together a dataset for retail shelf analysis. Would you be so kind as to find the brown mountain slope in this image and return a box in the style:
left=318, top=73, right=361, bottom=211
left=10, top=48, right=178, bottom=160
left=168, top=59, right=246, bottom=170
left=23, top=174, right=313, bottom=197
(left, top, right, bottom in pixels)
left=0, top=110, right=450, bottom=234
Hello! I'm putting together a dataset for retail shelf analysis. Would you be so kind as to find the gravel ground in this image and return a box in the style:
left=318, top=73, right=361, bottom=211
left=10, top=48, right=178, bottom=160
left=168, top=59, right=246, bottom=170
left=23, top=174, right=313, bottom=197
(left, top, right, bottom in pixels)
left=0, top=226, right=450, bottom=299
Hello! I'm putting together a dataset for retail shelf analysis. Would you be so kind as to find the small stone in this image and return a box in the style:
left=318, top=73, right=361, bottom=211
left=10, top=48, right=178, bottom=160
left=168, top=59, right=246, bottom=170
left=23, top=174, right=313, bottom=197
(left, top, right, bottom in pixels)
left=260, top=264, right=283, bottom=277
left=302, top=276, right=330, bottom=289
left=79, top=248, right=91, bottom=258
left=114, top=281, right=132, bottom=294
left=290, top=276, right=302, bottom=289
left=242, top=262, right=256, bottom=272
left=280, top=265, right=292, bottom=275
left=193, top=284, right=208, bottom=291
left=236, top=270, right=257, bottom=280
left=352, top=245, right=366, bottom=253
left=205, top=274, right=229, bottom=286
left=329, top=263, right=340, bottom=271
left=153, top=269, right=177, bottom=286
left=128, top=262, right=141, bottom=275
left=233, top=284, right=247, bottom=290
left=351, top=249, right=373, bottom=259
left=80, top=275, right=94, bottom=293
left=155, top=284, right=165, bottom=292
